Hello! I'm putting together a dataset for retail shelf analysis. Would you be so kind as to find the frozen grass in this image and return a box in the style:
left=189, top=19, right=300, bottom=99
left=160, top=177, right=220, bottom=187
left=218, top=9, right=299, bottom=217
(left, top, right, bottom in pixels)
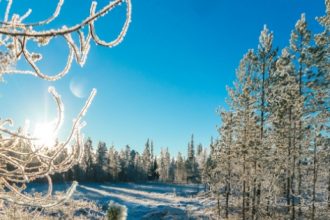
left=27, top=182, right=210, bottom=219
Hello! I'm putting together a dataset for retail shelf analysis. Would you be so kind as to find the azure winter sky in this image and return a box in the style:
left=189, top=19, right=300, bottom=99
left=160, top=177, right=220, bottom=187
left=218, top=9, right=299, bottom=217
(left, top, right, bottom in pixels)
left=0, top=0, right=325, bottom=155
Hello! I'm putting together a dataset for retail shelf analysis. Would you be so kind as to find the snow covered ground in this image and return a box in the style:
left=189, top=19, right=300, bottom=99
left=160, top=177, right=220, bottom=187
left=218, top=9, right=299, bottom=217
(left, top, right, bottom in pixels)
left=28, top=182, right=213, bottom=219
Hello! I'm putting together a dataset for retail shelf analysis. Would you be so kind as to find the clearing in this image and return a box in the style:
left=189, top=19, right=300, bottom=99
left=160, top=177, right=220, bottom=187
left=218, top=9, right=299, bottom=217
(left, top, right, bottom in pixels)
left=30, top=182, right=213, bottom=219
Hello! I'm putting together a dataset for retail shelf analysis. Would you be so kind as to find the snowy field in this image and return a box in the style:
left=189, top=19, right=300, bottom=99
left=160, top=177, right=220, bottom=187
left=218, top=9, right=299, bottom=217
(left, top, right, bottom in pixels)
left=28, top=182, right=212, bottom=219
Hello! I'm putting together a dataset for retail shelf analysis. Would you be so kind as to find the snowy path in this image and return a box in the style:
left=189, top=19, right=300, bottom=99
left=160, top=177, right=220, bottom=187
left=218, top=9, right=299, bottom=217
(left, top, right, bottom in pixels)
left=27, top=182, right=210, bottom=219
left=75, top=183, right=208, bottom=219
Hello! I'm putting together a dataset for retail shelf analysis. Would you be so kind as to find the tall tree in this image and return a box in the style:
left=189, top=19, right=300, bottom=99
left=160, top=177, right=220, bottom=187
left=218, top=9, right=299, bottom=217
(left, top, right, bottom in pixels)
left=253, top=25, right=277, bottom=218
left=227, top=50, right=260, bottom=219
left=268, top=48, right=300, bottom=218
left=289, top=13, right=312, bottom=216
left=307, top=3, right=330, bottom=217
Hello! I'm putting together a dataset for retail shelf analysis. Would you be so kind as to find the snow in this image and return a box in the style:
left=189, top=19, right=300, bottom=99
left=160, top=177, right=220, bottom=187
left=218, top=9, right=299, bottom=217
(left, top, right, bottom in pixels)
left=27, top=182, right=212, bottom=219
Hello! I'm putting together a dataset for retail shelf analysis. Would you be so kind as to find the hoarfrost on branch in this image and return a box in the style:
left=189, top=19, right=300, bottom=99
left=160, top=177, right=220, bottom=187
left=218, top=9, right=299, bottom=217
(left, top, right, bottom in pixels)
left=0, top=0, right=132, bottom=209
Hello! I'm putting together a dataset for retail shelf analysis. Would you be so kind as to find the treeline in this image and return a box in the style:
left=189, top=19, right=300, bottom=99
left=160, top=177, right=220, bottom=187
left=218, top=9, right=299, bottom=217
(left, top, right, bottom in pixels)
left=52, top=135, right=209, bottom=184
left=204, top=2, right=329, bottom=219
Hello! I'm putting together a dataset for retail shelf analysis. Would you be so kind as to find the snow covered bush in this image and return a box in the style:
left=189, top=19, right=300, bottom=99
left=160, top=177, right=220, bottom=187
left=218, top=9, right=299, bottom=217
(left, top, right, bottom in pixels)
left=0, top=197, right=104, bottom=219
left=106, top=201, right=127, bottom=220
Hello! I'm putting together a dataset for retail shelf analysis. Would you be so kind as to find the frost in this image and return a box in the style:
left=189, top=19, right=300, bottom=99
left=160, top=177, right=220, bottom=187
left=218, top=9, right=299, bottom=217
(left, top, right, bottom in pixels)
left=0, top=0, right=132, bottom=210
left=0, top=87, right=96, bottom=208
left=0, top=0, right=132, bottom=80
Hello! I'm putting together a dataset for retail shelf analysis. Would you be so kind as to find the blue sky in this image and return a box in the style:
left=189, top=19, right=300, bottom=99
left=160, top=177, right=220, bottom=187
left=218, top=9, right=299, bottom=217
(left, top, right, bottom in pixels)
left=0, top=0, right=325, bottom=156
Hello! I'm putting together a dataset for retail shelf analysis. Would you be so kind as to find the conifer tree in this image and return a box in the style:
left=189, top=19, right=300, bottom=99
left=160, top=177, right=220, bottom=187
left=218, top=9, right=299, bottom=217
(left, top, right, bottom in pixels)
left=269, top=48, right=300, bottom=218
left=142, top=139, right=152, bottom=180
left=82, top=138, right=95, bottom=181
left=186, top=134, right=198, bottom=183
left=95, top=142, right=108, bottom=182
left=252, top=25, right=277, bottom=218
left=289, top=13, right=312, bottom=216
left=108, top=145, right=121, bottom=181
left=227, top=49, right=261, bottom=219
left=175, top=152, right=187, bottom=183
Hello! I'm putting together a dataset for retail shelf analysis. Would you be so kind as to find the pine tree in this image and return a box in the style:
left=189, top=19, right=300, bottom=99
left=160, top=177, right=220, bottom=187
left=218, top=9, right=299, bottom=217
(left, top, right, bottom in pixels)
left=289, top=13, right=312, bottom=216
left=158, top=148, right=171, bottom=182
left=142, top=139, right=152, bottom=180
left=202, top=138, right=216, bottom=191
left=268, top=48, right=300, bottom=218
left=208, top=1, right=329, bottom=218
left=196, top=145, right=208, bottom=184
left=175, top=152, right=187, bottom=183
left=81, top=138, right=95, bottom=181
left=252, top=25, right=277, bottom=218
left=227, top=49, right=261, bottom=219
left=95, top=141, right=108, bottom=182
left=219, top=111, right=235, bottom=219
left=307, top=4, right=329, bottom=217
left=108, top=145, right=121, bottom=181
left=186, top=134, right=198, bottom=183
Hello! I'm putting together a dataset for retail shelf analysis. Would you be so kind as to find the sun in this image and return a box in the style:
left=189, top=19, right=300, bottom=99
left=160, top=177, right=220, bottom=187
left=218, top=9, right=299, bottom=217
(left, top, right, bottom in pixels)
left=33, top=122, right=56, bottom=147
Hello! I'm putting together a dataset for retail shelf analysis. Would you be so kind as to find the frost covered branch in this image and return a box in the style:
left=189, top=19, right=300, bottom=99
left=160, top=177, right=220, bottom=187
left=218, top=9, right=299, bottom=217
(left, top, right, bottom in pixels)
left=0, top=87, right=96, bottom=208
left=0, top=0, right=132, bottom=81
left=0, top=0, right=132, bottom=210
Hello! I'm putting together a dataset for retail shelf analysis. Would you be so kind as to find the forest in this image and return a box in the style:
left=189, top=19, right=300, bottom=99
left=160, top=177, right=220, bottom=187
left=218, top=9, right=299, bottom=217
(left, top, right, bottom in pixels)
left=52, top=136, right=208, bottom=184
left=203, top=4, right=330, bottom=220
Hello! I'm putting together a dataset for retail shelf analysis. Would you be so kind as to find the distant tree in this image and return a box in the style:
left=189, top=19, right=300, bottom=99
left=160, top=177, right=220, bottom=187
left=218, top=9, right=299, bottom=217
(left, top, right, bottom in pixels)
left=175, top=152, right=187, bottom=183
left=158, top=148, right=172, bottom=182
left=108, top=145, right=121, bottom=182
left=95, top=142, right=108, bottom=182
left=142, top=139, right=152, bottom=180
left=151, top=157, right=159, bottom=181
left=168, top=158, right=176, bottom=182
left=133, top=151, right=144, bottom=181
left=196, top=144, right=207, bottom=183
left=81, top=138, right=95, bottom=181
left=186, top=135, right=198, bottom=183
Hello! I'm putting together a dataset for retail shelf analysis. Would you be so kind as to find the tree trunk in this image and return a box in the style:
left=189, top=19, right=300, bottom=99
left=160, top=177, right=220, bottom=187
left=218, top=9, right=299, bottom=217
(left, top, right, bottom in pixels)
left=312, top=138, right=317, bottom=220
left=226, top=119, right=232, bottom=219
left=297, top=55, right=303, bottom=218
left=225, top=183, right=230, bottom=218
left=243, top=180, right=246, bottom=220
left=243, top=153, right=247, bottom=220
left=254, top=60, right=266, bottom=220
left=290, top=107, right=296, bottom=220
left=328, top=167, right=330, bottom=209
left=217, top=190, right=221, bottom=218
left=287, top=129, right=292, bottom=215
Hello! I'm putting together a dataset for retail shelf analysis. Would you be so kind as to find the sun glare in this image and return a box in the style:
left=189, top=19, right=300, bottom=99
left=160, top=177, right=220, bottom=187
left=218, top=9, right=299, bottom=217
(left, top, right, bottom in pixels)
left=33, top=122, right=56, bottom=147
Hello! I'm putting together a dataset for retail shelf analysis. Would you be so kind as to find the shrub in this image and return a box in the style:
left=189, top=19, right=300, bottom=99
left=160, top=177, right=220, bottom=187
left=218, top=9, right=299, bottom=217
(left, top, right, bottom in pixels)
left=106, top=201, right=127, bottom=220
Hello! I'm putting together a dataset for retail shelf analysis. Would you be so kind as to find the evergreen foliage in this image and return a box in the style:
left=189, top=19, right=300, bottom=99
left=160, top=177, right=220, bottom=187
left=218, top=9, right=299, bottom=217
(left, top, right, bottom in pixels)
left=205, top=1, right=330, bottom=218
